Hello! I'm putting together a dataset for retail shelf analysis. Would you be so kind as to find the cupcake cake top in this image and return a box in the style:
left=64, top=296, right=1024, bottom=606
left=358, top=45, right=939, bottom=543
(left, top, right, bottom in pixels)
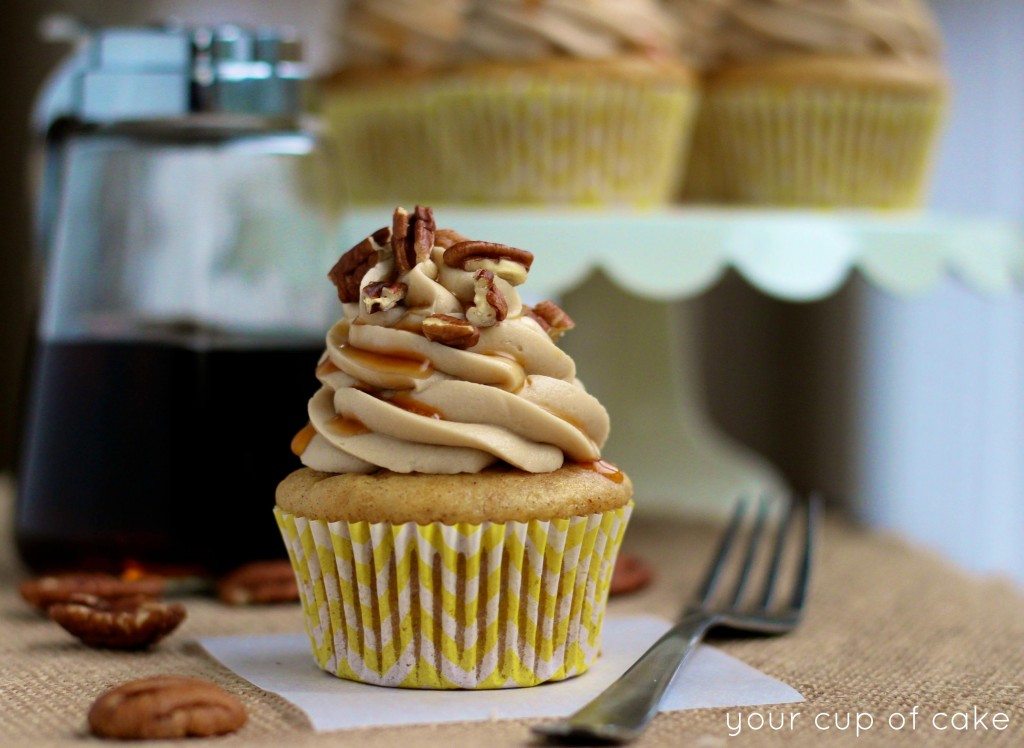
left=713, top=0, right=943, bottom=63
left=292, top=206, right=610, bottom=475
left=457, top=0, right=680, bottom=62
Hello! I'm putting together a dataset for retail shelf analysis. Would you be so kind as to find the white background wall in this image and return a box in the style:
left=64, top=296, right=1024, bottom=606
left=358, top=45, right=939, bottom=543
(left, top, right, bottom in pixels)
left=857, top=1, right=1024, bottom=580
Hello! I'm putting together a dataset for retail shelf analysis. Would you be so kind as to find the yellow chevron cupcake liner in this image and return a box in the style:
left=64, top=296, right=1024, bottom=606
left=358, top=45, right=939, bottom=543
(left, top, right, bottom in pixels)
left=688, top=84, right=946, bottom=207
left=432, top=75, right=697, bottom=205
left=275, top=503, right=632, bottom=689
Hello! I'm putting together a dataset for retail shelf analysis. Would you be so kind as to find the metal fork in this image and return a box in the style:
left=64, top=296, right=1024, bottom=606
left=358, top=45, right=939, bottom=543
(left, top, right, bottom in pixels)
left=533, top=493, right=820, bottom=744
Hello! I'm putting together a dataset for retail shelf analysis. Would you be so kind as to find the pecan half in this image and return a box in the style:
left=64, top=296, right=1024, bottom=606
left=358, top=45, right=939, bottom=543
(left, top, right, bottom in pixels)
left=422, top=314, right=480, bottom=349
left=609, top=552, right=654, bottom=596
left=527, top=300, right=576, bottom=342
left=466, top=269, right=508, bottom=328
left=89, top=676, right=247, bottom=740
left=217, top=560, right=299, bottom=606
left=433, top=227, right=470, bottom=249
left=362, top=281, right=407, bottom=314
left=392, top=205, right=436, bottom=275
left=442, top=241, right=534, bottom=286
left=19, top=572, right=165, bottom=613
left=328, top=225, right=390, bottom=304
left=49, top=593, right=186, bottom=649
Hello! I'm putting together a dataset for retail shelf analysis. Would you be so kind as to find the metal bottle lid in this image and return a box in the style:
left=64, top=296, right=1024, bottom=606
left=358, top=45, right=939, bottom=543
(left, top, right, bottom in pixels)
left=34, top=20, right=308, bottom=132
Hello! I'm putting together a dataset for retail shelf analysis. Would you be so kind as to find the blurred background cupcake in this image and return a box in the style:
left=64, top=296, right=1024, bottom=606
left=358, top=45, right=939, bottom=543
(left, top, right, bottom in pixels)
left=434, top=0, right=697, bottom=205
left=320, top=0, right=468, bottom=204
left=683, top=0, right=949, bottom=207
left=324, top=0, right=699, bottom=206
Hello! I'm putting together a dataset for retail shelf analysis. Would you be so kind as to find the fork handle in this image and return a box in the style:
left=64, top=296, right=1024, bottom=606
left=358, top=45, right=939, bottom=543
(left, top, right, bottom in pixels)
left=556, top=612, right=717, bottom=742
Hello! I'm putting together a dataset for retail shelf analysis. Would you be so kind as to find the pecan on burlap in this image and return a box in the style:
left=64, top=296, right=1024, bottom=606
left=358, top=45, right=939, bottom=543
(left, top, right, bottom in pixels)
left=19, top=572, right=164, bottom=613
left=48, top=593, right=186, bottom=649
left=216, top=560, right=299, bottom=606
left=609, top=552, right=654, bottom=596
left=88, top=676, right=247, bottom=740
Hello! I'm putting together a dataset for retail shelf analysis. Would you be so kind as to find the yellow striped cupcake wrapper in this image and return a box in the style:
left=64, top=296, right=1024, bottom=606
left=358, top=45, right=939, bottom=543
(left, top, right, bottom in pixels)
left=322, top=88, right=447, bottom=205
left=275, top=504, right=632, bottom=689
left=688, top=85, right=946, bottom=207
left=432, top=79, right=697, bottom=205
left=323, top=76, right=697, bottom=206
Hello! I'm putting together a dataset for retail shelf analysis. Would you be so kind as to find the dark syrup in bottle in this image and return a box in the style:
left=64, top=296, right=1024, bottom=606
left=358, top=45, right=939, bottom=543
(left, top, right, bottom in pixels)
left=15, top=339, right=320, bottom=575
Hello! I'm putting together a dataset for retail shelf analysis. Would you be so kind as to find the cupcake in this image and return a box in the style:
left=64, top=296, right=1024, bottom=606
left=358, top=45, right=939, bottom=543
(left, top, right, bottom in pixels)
left=320, top=0, right=468, bottom=204
left=324, top=0, right=697, bottom=206
left=433, top=0, right=698, bottom=205
left=684, top=0, right=948, bottom=207
left=276, top=205, right=633, bottom=689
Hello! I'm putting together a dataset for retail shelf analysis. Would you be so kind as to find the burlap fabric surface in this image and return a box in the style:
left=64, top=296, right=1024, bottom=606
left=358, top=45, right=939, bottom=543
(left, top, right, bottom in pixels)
left=2, top=477, right=1023, bottom=746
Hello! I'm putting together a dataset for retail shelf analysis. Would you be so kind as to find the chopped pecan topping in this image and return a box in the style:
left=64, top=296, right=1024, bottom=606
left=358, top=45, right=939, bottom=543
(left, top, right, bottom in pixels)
left=328, top=225, right=390, bottom=304
left=88, top=676, right=247, bottom=740
left=443, top=241, right=534, bottom=271
left=466, top=269, right=508, bottom=328
left=442, top=240, right=534, bottom=285
left=527, top=300, right=576, bottom=342
left=217, top=560, right=299, bottom=606
left=422, top=314, right=480, bottom=349
left=49, top=593, right=186, bottom=649
left=19, top=572, right=165, bottom=613
left=433, top=227, right=470, bottom=249
left=362, top=281, right=407, bottom=314
left=391, top=207, right=410, bottom=255
left=392, top=205, right=436, bottom=275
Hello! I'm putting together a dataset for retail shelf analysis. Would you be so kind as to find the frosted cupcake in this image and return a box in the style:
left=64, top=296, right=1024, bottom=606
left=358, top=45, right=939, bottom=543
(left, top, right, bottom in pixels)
left=684, top=0, right=948, bottom=207
left=320, top=0, right=468, bottom=204
left=323, top=0, right=697, bottom=206
left=276, top=205, right=633, bottom=689
left=435, top=0, right=698, bottom=205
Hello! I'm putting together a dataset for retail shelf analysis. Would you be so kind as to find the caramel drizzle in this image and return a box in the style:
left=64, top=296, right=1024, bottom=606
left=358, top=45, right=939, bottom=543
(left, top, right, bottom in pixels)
left=316, top=359, right=341, bottom=377
left=324, top=414, right=370, bottom=437
left=387, top=393, right=444, bottom=420
left=482, top=352, right=525, bottom=393
left=290, top=423, right=317, bottom=456
left=576, top=460, right=625, bottom=484
left=337, top=344, right=433, bottom=379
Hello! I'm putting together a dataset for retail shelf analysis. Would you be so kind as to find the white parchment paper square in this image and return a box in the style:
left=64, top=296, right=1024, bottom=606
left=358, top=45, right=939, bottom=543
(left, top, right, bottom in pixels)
left=200, top=615, right=803, bottom=732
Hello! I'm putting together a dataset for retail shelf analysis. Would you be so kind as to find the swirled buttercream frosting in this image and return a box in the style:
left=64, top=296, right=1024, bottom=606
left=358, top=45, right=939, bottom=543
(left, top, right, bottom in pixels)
left=664, top=0, right=733, bottom=69
left=292, top=206, right=610, bottom=475
left=458, top=0, right=679, bottom=62
left=714, top=0, right=943, bottom=62
left=340, top=0, right=469, bottom=67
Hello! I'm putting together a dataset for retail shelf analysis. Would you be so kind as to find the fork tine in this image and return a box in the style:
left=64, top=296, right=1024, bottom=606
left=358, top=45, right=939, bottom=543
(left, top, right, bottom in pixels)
left=758, top=494, right=796, bottom=610
left=694, top=496, right=749, bottom=608
left=728, top=495, right=771, bottom=607
left=788, top=493, right=821, bottom=611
